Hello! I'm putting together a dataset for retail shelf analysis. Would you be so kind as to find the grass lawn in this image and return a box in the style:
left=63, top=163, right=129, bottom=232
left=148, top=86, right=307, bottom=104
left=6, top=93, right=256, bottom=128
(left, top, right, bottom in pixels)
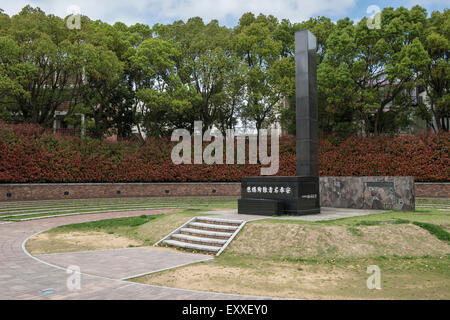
left=131, top=255, right=449, bottom=300
left=0, top=196, right=238, bottom=221
left=25, top=197, right=449, bottom=299
left=26, top=209, right=212, bottom=254
left=129, top=202, right=449, bottom=300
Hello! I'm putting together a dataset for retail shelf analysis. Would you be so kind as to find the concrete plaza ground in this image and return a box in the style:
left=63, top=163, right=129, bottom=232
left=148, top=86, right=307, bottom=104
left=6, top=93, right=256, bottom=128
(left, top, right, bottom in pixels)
left=204, top=207, right=385, bottom=222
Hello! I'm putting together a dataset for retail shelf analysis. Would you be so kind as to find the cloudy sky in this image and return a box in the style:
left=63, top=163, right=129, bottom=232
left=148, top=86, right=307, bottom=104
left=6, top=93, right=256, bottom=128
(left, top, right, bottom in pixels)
left=0, top=0, right=448, bottom=26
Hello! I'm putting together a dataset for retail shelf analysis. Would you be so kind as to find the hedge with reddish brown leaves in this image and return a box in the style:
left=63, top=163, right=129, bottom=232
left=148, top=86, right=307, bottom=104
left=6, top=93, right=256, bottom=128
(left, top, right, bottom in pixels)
left=0, top=122, right=448, bottom=183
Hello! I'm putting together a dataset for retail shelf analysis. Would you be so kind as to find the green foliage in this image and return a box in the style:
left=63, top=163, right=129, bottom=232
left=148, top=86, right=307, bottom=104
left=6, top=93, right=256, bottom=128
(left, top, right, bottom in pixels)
left=130, top=37, right=192, bottom=137
left=347, top=226, right=363, bottom=236
left=317, top=6, right=436, bottom=135
left=355, top=219, right=410, bottom=226
left=0, top=5, right=448, bottom=138
left=234, top=13, right=285, bottom=132
left=54, top=214, right=160, bottom=231
left=418, top=9, right=450, bottom=132
left=392, top=218, right=411, bottom=224
left=154, top=17, right=241, bottom=133
left=413, top=221, right=450, bottom=242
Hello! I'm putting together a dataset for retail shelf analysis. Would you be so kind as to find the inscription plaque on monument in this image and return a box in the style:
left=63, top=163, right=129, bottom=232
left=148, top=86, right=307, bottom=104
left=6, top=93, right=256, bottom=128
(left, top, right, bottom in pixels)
left=238, top=29, right=321, bottom=216
left=238, top=176, right=320, bottom=215
left=366, top=181, right=395, bottom=191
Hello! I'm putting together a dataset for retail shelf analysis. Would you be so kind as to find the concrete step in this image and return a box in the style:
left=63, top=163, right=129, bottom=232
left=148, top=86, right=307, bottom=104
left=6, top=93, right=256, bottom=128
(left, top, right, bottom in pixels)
left=171, top=234, right=226, bottom=246
left=196, top=217, right=243, bottom=226
left=163, top=239, right=220, bottom=253
left=180, top=227, right=233, bottom=239
left=188, top=222, right=239, bottom=232
left=155, top=216, right=246, bottom=256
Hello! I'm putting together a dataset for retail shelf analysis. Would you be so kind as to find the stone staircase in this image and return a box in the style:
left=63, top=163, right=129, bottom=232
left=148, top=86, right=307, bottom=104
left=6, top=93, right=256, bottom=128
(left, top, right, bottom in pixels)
left=155, top=217, right=246, bottom=256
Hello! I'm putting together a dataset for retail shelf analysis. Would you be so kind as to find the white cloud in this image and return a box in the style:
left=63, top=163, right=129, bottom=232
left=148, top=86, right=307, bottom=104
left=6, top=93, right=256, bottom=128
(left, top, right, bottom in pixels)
left=0, top=1, right=151, bottom=25
left=406, top=0, right=450, bottom=5
left=0, top=0, right=357, bottom=26
left=149, top=0, right=357, bottom=22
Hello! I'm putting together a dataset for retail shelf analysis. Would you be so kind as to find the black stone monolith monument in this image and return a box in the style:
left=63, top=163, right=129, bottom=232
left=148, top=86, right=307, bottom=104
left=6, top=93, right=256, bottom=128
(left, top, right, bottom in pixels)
left=295, top=30, right=318, bottom=178
left=238, top=29, right=321, bottom=215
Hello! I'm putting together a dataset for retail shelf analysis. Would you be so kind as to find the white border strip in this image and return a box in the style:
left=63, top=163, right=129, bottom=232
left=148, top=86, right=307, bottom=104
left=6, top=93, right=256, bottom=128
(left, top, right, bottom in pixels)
left=0, top=204, right=180, bottom=215
left=0, top=206, right=183, bottom=219
left=216, top=221, right=247, bottom=256
left=7, top=207, right=179, bottom=221
left=0, top=201, right=235, bottom=210
left=120, top=258, right=214, bottom=281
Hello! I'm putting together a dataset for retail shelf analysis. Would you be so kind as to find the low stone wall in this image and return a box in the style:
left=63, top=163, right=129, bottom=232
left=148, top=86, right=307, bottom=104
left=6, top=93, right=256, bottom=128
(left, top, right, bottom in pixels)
left=2, top=177, right=446, bottom=209
left=415, top=182, right=450, bottom=198
left=320, top=176, right=415, bottom=211
left=0, top=183, right=241, bottom=202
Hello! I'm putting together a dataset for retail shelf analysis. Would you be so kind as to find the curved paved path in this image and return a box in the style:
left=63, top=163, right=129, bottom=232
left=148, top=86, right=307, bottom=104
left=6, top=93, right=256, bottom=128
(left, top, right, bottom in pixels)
left=0, top=210, right=265, bottom=300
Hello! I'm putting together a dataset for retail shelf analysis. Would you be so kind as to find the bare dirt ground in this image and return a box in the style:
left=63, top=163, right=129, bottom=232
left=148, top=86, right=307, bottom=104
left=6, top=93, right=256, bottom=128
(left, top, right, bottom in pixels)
left=134, top=213, right=194, bottom=244
left=227, top=222, right=450, bottom=259
left=26, top=231, right=144, bottom=254
left=134, top=256, right=450, bottom=299
left=26, top=212, right=195, bottom=255
left=133, top=221, right=449, bottom=299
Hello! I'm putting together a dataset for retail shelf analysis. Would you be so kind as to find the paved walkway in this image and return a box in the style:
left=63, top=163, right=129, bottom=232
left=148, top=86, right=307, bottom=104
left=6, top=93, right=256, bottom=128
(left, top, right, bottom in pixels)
left=37, top=247, right=212, bottom=280
left=206, top=207, right=385, bottom=222
left=0, top=210, right=267, bottom=300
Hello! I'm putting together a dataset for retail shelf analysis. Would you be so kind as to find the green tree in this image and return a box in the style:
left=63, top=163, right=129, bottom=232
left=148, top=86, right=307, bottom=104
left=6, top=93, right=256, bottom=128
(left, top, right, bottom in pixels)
left=417, top=9, right=449, bottom=132
left=318, top=6, right=431, bottom=135
left=0, top=8, right=10, bottom=36
left=130, top=37, right=192, bottom=138
left=216, top=56, right=247, bottom=134
left=76, top=41, right=124, bottom=138
left=0, top=6, right=83, bottom=125
left=154, top=18, right=236, bottom=133
left=234, top=13, right=283, bottom=134
left=276, top=16, right=335, bottom=135
left=0, top=6, right=126, bottom=139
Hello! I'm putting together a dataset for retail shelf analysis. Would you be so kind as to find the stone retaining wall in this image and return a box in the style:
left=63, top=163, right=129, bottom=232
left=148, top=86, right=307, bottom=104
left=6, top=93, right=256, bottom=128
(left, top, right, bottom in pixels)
left=320, top=176, right=415, bottom=211
left=415, top=182, right=450, bottom=198
left=0, top=183, right=241, bottom=202
left=0, top=178, right=447, bottom=208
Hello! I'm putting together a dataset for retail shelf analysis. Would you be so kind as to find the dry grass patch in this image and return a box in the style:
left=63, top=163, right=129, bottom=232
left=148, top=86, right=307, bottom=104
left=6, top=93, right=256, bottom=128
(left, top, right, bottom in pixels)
left=26, top=231, right=143, bottom=255
left=131, top=219, right=449, bottom=299
left=26, top=212, right=198, bottom=255
left=132, top=260, right=353, bottom=299
left=227, top=222, right=450, bottom=260
left=132, top=256, right=450, bottom=300
left=134, top=213, right=196, bottom=244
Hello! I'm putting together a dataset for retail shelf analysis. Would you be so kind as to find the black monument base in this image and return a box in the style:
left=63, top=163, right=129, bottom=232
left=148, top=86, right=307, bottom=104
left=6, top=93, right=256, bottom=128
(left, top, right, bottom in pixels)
left=238, top=176, right=321, bottom=216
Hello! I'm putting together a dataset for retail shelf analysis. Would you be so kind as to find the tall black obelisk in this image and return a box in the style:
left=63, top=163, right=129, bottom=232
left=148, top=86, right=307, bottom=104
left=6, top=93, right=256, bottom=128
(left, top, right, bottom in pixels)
left=295, top=30, right=318, bottom=177
left=238, top=29, right=321, bottom=216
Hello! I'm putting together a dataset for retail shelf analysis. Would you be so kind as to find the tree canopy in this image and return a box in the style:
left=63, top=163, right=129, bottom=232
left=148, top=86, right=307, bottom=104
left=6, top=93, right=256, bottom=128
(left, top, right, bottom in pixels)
left=0, top=5, right=448, bottom=138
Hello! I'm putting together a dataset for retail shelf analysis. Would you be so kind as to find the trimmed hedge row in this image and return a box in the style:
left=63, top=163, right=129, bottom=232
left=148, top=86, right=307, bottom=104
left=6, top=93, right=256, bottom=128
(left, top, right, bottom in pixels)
left=0, top=122, right=448, bottom=183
